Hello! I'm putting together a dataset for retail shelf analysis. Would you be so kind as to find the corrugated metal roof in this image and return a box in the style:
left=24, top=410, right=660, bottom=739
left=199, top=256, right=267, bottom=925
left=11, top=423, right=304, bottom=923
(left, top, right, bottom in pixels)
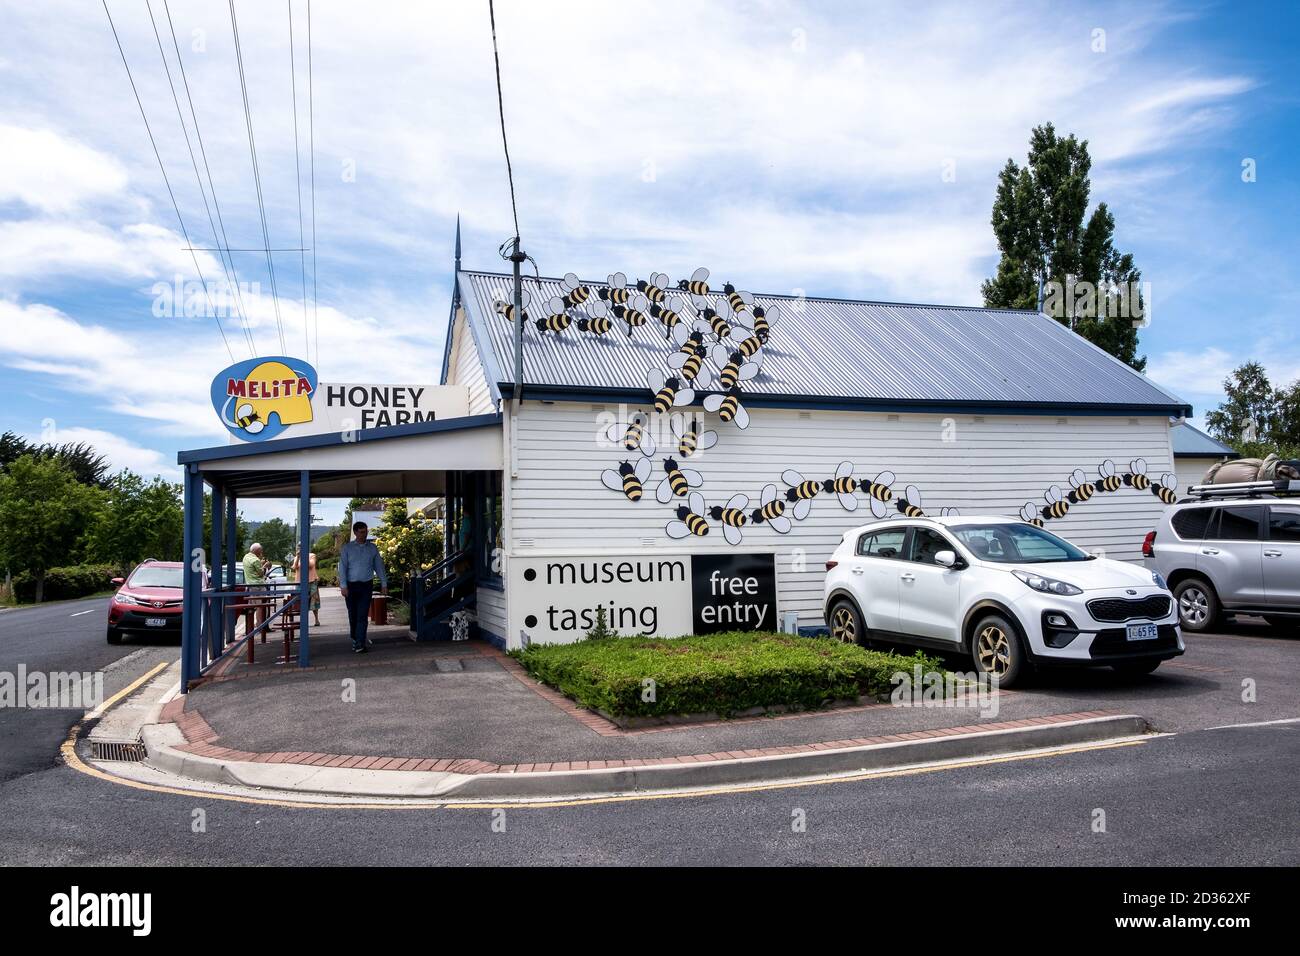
left=457, top=269, right=1190, bottom=412
left=1170, top=420, right=1236, bottom=457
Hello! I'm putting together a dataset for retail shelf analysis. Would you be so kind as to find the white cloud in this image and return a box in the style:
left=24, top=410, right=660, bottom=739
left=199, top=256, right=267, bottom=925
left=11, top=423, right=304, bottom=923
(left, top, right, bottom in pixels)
left=0, top=125, right=129, bottom=213
left=24, top=425, right=177, bottom=480
left=1146, top=347, right=1235, bottom=398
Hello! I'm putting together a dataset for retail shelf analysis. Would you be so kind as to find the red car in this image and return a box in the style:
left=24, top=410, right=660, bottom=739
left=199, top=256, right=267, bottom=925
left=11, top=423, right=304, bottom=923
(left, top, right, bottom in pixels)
left=107, top=560, right=191, bottom=645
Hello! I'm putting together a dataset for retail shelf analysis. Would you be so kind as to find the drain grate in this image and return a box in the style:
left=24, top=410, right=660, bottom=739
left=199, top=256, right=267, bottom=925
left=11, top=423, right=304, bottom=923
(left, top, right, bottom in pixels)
left=91, top=739, right=146, bottom=762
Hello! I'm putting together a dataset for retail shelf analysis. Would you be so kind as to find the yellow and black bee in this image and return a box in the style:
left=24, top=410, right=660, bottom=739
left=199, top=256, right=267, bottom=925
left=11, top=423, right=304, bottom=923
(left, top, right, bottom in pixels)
left=709, top=345, right=760, bottom=391
left=1019, top=502, right=1045, bottom=528
left=710, top=493, right=750, bottom=546
left=666, top=492, right=710, bottom=539
left=652, top=295, right=690, bottom=338
left=782, top=468, right=821, bottom=520
left=577, top=299, right=615, bottom=335
left=1041, top=485, right=1070, bottom=520
left=730, top=326, right=764, bottom=360
left=647, top=369, right=694, bottom=414
left=613, top=293, right=650, bottom=334
left=864, top=471, right=895, bottom=518
left=671, top=415, right=717, bottom=458
left=655, top=456, right=703, bottom=503
left=1067, top=468, right=1095, bottom=503
left=535, top=307, right=572, bottom=335
left=598, top=272, right=630, bottom=306
left=1154, top=473, right=1179, bottom=505
left=636, top=272, right=670, bottom=306
left=750, top=303, right=779, bottom=344
left=698, top=307, right=732, bottom=342
left=822, top=460, right=859, bottom=512
left=494, top=290, right=533, bottom=324
left=703, top=387, right=751, bottom=429
left=750, top=483, right=792, bottom=533
left=722, top=283, right=753, bottom=317
left=559, top=272, right=592, bottom=310
left=671, top=342, right=710, bottom=386
left=896, top=484, right=925, bottom=518
left=605, top=412, right=655, bottom=457
left=1096, top=459, right=1122, bottom=492
left=676, top=266, right=711, bottom=297
left=600, top=456, right=652, bottom=502
left=233, top=403, right=263, bottom=434
left=1124, top=458, right=1150, bottom=490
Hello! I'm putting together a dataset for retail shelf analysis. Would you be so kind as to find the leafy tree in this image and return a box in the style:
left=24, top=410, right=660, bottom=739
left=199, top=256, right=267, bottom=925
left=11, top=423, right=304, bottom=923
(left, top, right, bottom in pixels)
left=0, top=455, right=106, bottom=602
left=1205, top=363, right=1280, bottom=447
left=252, top=517, right=299, bottom=567
left=0, top=431, right=32, bottom=470
left=982, top=123, right=1146, bottom=371
left=38, top=442, right=110, bottom=488
left=86, top=472, right=184, bottom=568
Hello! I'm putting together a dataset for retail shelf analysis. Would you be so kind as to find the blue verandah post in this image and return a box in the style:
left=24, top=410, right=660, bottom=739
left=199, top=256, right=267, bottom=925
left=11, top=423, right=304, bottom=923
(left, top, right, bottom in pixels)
left=209, top=484, right=224, bottom=664
left=181, top=465, right=203, bottom=691
left=225, top=493, right=238, bottom=645
left=298, top=470, right=311, bottom=667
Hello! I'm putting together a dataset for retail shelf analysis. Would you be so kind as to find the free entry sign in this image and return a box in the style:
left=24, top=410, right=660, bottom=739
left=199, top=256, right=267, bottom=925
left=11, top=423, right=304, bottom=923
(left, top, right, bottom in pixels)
left=508, top=553, right=777, bottom=645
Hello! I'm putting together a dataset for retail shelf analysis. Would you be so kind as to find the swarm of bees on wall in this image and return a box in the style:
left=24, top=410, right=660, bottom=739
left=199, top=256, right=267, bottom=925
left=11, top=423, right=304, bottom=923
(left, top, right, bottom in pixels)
left=515, top=267, right=1181, bottom=546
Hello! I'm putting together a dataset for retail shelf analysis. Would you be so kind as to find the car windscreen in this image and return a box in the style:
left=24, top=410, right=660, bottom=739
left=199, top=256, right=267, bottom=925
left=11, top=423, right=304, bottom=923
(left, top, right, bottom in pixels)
left=128, top=566, right=184, bottom=588
left=952, top=524, right=1090, bottom=563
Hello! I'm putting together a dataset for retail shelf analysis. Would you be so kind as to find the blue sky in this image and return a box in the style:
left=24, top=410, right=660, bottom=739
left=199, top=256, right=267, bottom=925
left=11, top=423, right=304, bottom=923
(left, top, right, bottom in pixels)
left=1, top=0, right=1296, bottom=522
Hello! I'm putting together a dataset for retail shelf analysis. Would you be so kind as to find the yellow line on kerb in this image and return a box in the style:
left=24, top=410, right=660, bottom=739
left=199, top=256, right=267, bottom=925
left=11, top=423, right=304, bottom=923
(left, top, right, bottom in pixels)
left=91, top=661, right=171, bottom=716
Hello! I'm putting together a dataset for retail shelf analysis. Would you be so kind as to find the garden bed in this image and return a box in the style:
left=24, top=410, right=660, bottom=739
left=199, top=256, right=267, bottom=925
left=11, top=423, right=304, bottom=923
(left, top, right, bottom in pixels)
left=512, top=631, right=946, bottom=722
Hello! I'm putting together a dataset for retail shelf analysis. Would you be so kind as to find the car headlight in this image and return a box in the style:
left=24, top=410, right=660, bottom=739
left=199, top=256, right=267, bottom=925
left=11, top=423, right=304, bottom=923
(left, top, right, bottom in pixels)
left=1012, top=569, right=1083, bottom=596
left=1151, top=570, right=1168, bottom=590
left=116, top=592, right=143, bottom=606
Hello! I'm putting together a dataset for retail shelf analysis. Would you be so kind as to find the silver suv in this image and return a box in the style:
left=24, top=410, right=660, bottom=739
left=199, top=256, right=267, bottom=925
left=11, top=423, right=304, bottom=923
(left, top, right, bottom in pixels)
left=1146, top=496, right=1300, bottom=631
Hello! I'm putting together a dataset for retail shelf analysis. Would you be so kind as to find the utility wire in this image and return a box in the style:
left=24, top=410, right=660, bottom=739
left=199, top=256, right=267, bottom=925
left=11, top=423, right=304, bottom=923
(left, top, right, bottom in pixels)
left=102, top=0, right=236, bottom=362
left=308, top=0, right=319, bottom=372
left=147, top=0, right=258, bottom=359
left=228, top=0, right=289, bottom=354
left=487, top=0, right=521, bottom=244
left=288, top=0, right=309, bottom=360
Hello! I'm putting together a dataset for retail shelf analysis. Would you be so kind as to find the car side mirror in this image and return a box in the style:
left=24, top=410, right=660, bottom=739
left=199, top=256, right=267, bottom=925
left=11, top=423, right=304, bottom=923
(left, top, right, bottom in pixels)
left=111, top=577, right=124, bottom=587
left=934, top=550, right=959, bottom=569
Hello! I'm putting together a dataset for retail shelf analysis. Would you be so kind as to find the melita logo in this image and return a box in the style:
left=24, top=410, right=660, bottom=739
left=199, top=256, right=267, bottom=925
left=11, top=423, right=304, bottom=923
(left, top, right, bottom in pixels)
left=210, top=356, right=318, bottom=442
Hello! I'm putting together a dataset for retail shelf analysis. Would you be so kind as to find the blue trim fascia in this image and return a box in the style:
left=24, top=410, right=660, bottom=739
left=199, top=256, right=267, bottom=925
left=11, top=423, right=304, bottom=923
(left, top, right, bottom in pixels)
left=178, top=413, right=503, bottom=465
left=499, top=383, right=1192, bottom=419
left=457, top=272, right=504, bottom=405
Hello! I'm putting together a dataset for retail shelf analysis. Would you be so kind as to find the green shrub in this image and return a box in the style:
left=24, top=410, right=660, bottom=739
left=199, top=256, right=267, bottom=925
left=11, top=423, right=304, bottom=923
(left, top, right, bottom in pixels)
left=513, top=631, right=946, bottom=718
left=11, top=564, right=119, bottom=603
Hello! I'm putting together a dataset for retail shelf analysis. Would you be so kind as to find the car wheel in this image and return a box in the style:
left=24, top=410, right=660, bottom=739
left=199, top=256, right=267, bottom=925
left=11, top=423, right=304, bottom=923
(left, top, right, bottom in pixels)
left=1112, top=658, right=1161, bottom=677
left=1174, top=578, right=1220, bottom=632
left=828, top=600, right=864, bottom=646
left=971, top=613, right=1029, bottom=686
left=106, top=627, right=123, bottom=646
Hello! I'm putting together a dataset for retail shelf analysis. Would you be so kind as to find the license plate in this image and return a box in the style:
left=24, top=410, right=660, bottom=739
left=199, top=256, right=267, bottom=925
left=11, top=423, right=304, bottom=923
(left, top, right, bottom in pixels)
left=1126, top=622, right=1159, bottom=641
left=146, top=617, right=167, bottom=627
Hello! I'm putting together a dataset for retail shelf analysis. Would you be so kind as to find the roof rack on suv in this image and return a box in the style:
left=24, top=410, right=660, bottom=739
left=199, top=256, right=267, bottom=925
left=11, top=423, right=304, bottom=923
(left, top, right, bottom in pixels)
left=1185, top=479, right=1300, bottom=499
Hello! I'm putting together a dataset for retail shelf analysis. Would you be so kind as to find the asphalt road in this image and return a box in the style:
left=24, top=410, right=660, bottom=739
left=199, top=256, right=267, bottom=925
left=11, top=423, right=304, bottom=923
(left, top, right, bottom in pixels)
left=0, top=597, right=177, bottom=783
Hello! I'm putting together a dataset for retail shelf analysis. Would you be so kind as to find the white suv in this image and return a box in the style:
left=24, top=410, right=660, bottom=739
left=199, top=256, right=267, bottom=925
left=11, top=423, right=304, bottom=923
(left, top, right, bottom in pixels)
left=823, top=516, right=1183, bottom=685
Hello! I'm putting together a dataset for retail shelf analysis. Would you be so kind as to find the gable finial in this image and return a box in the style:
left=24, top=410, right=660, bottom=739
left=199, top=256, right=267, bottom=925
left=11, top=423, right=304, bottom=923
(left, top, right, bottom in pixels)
left=454, top=214, right=462, bottom=272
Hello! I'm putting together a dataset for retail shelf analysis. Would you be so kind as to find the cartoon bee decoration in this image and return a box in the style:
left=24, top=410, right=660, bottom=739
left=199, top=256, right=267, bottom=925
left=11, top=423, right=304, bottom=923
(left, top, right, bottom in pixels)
left=600, top=456, right=652, bottom=502
left=234, top=404, right=264, bottom=434
left=676, top=266, right=711, bottom=298
left=1067, top=468, right=1095, bottom=504
left=667, top=331, right=713, bottom=388
left=652, top=295, right=691, bottom=338
left=1041, top=485, right=1070, bottom=521
left=727, top=322, right=765, bottom=362
left=671, top=415, right=718, bottom=458
left=536, top=296, right=572, bottom=335
left=896, top=485, right=924, bottom=518
left=821, top=461, right=859, bottom=512
left=654, top=456, right=704, bottom=503
left=1019, top=502, right=1044, bottom=528
left=864, top=471, right=895, bottom=518
left=666, top=491, right=709, bottom=539
left=558, top=272, right=592, bottom=310
left=647, top=369, right=695, bottom=414
left=709, top=494, right=750, bottom=546
left=1096, top=459, right=1122, bottom=493
left=613, top=292, right=650, bottom=334
left=750, top=483, right=792, bottom=534
left=671, top=322, right=707, bottom=361
left=749, top=302, right=779, bottom=345
left=1154, top=473, right=1179, bottom=505
left=709, top=344, right=760, bottom=391
left=938, top=507, right=961, bottom=517
left=781, top=469, right=821, bottom=520
left=577, top=299, right=615, bottom=336
left=599, top=272, right=630, bottom=306
left=703, top=386, right=750, bottom=429
left=636, top=272, right=670, bottom=306
left=605, top=411, right=655, bottom=458
left=696, top=307, right=732, bottom=342
left=721, top=283, right=753, bottom=318
left=494, top=290, right=533, bottom=324
left=1124, top=458, right=1150, bottom=490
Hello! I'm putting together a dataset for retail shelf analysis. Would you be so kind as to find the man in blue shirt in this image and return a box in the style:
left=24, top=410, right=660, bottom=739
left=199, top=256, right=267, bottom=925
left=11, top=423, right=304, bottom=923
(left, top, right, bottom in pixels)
left=338, top=521, right=388, bottom=653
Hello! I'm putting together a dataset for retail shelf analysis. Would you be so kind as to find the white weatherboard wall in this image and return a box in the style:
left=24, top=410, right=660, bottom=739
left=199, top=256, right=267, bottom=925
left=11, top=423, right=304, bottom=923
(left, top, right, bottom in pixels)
left=1174, top=457, right=1221, bottom=495
left=446, top=306, right=498, bottom=416
left=505, top=402, right=1176, bottom=638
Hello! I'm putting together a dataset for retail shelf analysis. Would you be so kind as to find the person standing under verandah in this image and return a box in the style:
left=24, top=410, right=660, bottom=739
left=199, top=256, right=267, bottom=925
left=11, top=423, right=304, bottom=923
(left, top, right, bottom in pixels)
left=338, top=521, right=387, bottom=654
left=242, top=542, right=271, bottom=630
left=292, top=545, right=321, bottom=627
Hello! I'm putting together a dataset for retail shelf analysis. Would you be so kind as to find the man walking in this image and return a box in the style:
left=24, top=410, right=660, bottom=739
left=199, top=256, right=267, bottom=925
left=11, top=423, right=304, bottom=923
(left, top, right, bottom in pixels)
left=338, top=521, right=387, bottom=653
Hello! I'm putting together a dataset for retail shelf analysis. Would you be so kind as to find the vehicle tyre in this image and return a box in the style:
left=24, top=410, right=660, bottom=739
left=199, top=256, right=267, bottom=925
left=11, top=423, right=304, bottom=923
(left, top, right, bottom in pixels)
left=971, top=613, right=1029, bottom=687
left=1111, top=658, right=1161, bottom=677
left=828, top=599, right=865, bottom=646
left=1173, top=578, right=1220, bottom=632
left=106, top=627, right=123, bottom=646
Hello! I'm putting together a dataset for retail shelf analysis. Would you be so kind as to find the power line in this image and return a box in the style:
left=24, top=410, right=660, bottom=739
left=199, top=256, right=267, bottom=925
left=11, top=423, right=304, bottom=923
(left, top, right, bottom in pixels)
left=288, top=0, right=309, bottom=360
left=102, top=0, right=236, bottom=363
left=487, top=0, right=521, bottom=243
left=162, top=0, right=260, bottom=359
left=146, top=0, right=258, bottom=359
left=308, top=0, right=320, bottom=373
left=228, top=0, right=289, bottom=354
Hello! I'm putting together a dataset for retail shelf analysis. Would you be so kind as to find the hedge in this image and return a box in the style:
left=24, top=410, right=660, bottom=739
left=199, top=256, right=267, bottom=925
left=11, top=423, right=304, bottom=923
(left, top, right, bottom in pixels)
left=513, top=631, right=947, bottom=718
left=10, top=564, right=119, bottom=603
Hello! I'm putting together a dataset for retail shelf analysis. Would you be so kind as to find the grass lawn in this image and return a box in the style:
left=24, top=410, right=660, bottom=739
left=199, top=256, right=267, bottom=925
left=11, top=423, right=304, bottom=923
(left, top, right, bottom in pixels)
left=513, top=631, right=946, bottom=720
